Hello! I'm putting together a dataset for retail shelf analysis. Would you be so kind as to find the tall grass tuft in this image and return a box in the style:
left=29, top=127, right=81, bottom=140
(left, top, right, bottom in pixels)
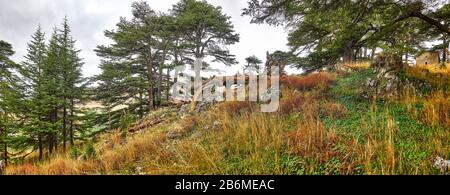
left=281, top=72, right=336, bottom=91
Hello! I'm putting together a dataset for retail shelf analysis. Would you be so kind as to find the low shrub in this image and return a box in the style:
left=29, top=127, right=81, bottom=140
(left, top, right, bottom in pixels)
left=217, top=101, right=255, bottom=115
left=422, top=91, right=450, bottom=127
left=281, top=72, right=336, bottom=91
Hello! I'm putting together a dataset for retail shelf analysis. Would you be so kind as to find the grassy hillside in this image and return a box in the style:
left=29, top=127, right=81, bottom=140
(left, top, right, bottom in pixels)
left=5, top=66, right=449, bottom=175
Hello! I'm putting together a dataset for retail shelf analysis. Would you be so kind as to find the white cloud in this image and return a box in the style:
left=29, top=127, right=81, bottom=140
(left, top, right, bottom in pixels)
left=0, top=0, right=300, bottom=77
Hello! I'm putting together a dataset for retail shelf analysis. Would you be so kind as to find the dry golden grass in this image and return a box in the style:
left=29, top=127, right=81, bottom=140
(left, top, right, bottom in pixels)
left=5, top=155, right=100, bottom=175
left=422, top=91, right=450, bottom=127
left=354, top=100, right=448, bottom=175
left=213, top=112, right=287, bottom=174
left=405, top=65, right=450, bottom=88
left=278, top=90, right=305, bottom=114
left=320, top=101, right=348, bottom=119
left=6, top=106, right=286, bottom=175
left=287, top=117, right=340, bottom=160
left=6, top=114, right=174, bottom=175
left=99, top=132, right=167, bottom=173
left=216, top=101, right=255, bottom=115
left=339, top=61, right=371, bottom=71
left=6, top=70, right=448, bottom=175
left=415, top=64, right=450, bottom=74
left=280, top=72, right=336, bottom=91
left=402, top=88, right=450, bottom=128
left=278, top=87, right=347, bottom=119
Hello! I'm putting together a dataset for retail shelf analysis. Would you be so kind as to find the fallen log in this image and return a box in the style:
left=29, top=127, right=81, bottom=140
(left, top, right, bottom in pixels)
left=128, top=118, right=164, bottom=133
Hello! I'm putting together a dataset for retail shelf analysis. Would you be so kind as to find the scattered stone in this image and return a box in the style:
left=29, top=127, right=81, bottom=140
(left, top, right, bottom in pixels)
left=212, top=121, right=222, bottom=129
left=434, top=156, right=450, bottom=172
left=259, top=86, right=280, bottom=102
left=128, top=118, right=163, bottom=133
left=230, top=84, right=243, bottom=90
left=167, top=131, right=182, bottom=139
left=135, top=166, right=145, bottom=175
left=366, top=78, right=376, bottom=88
left=192, top=98, right=219, bottom=113
left=178, top=104, right=191, bottom=115
left=0, top=160, right=4, bottom=175
left=200, top=121, right=222, bottom=132
left=364, top=53, right=406, bottom=99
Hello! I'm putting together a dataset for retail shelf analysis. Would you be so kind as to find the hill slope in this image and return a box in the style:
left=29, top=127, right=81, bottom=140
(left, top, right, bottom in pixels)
left=5, top=67, right=449, bottom=175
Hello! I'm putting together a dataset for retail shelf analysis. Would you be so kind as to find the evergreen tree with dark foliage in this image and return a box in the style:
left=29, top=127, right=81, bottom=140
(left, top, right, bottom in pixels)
left=0, top=40, right=25, bottom=165
left=19, top=19, right=86, bottom=159
left=95, top=1, right=176, bottom=128
left=58, top=17, right=86, bottom=151
left=95, top=1, right=240, bottom=129
left=21, top=26, right=49, bottom=160
left=172, top=0, right=240, bottom=65
left=243, top=0, right=450, bottom=72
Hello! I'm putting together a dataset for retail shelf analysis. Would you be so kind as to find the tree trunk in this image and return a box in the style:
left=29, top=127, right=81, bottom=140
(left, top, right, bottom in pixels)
left=52, top=106, right=58, bottom=153
left=371, top=47, right=376, bottom=60
left=38, top=134, right=43, bottom=160
left=48, top=134, right=53, bottom=155
left=107, top=106, right=112, bottom=131
left=446, top=47, right=449, bottom=63
left=443, top=37, right=448, bottom=63
left=62, top=104, right=67, bottom=152
left=157, top=49, right=167, bottom=107
left=167, top=55, right=179, bottom=102
left=364, top=47, right=368, bottom=59
left=146, top=53, right=154, bottom=111
left=69, top=99, right=74, bottom=146
left=405, top=53, right=409, bottom=64
left=48, top=110, right=53, bottom=155
left=166, top=68, right=170, bottom=102
left=2, top=127, right=7, bottom=166
left=343, top=40, right=356, bottom=64
left=54, top=135, right=57, bottom=152
left=343, top=48, right=354, bottom=64
left=4, top=140, right=6, bottom=166
left=138, top=92, right=143, bottom=119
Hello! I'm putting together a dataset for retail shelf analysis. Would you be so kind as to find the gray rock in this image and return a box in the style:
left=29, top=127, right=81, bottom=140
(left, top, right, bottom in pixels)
left=213, top=121, right=222, bottom=128
left=259, top=87, right=280, bottom=102
left=383, top=72, right=397, bottom=80
left=166, top=131, right=182, bottom=139
left=230, top=84, right=243, bottom=90
left=365, top=68, right=402, bottom=99
left=0, top=160, right=4, bottom=175
left=193, top=99, right=219, bottom=113
left=366, top=78, right=376, bottom=87
left=434, top=156, right=450, bottom=172
left=135, top=166, right=145, bottom=175
left=178, top=104, right=191, bottom=115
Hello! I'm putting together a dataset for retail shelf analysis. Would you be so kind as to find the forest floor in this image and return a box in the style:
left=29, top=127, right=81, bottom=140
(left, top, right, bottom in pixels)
left=5, top=64, right=450, bottom=175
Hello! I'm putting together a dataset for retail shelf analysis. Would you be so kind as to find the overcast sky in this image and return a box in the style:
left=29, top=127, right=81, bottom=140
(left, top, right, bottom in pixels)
left=0, top=0, right=303, bottom=77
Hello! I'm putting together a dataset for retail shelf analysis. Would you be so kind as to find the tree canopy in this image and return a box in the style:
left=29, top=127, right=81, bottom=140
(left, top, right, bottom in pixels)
left=95, top=0, right=240, bottom=129
left=243, top=0, right=450, bottom=72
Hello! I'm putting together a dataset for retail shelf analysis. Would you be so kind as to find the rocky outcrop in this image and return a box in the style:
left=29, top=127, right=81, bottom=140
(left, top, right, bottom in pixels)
left=178, top=104, right=191, bottom=115
left=364, top=54, right=406, bottom=99
left=265, top=51, right=286, bottom=76
left=434, top=156, right=450, bottom=173
left=166, top=131, right=182, bottom=139
left=128, top=107, right=179, bottom=133
left=190, top=76, right=224, bottom=113
left=0, top=160, right=4, bottom=175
